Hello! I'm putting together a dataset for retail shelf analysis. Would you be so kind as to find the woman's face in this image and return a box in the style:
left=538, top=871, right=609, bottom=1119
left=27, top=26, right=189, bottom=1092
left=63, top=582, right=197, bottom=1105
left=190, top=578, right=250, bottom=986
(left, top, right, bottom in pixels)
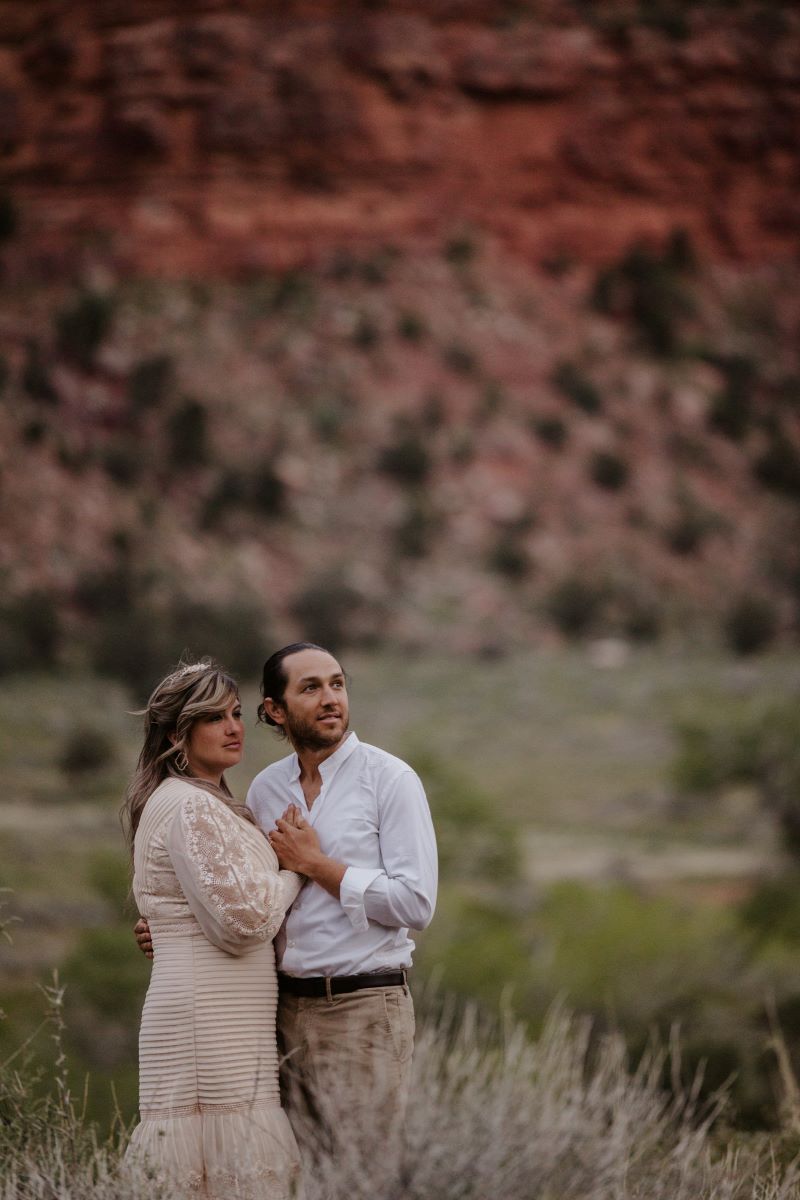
left=185, top=695, right=244, bottom=784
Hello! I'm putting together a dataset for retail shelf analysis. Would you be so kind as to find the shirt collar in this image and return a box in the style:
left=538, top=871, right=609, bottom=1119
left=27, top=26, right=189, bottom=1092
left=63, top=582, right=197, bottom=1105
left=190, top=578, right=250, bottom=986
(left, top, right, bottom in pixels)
left=287, top=731, right=359, bottom=784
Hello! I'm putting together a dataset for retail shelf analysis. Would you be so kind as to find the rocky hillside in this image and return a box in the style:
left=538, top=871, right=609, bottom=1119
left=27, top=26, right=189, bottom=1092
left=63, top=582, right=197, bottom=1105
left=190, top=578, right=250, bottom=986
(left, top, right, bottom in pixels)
left=0, top=2, right=798, bottom=680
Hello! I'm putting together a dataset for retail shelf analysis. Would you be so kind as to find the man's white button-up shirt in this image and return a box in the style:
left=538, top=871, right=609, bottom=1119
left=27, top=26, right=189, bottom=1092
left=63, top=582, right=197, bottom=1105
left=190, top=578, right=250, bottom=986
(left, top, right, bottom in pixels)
left=246, top=733, right=438, bottom=978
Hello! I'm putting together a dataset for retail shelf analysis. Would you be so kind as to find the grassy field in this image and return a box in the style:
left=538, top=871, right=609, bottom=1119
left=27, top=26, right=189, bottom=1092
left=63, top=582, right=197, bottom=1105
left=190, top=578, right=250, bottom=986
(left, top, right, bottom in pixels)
left=1, top=645, right=799, bottom=1129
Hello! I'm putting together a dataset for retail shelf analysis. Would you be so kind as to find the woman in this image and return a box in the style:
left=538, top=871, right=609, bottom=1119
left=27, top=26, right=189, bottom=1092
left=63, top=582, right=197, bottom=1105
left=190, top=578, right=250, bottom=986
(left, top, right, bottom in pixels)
left=123, top=659, right=309, bottom=1200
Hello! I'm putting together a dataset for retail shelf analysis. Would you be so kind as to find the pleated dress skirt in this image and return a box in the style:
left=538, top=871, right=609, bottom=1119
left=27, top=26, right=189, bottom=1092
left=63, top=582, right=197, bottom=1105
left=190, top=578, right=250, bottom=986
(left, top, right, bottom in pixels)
left=125, top=920, right=301, bottom=1200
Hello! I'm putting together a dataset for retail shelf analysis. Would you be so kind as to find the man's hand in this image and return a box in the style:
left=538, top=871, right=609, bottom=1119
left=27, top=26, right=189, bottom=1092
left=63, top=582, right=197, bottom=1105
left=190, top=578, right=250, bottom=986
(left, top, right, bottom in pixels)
left=268, top=806, right=346, bottom=899
left=269, top=807, right=322, bottom=874
left=134, top=916, right=154, bottom=960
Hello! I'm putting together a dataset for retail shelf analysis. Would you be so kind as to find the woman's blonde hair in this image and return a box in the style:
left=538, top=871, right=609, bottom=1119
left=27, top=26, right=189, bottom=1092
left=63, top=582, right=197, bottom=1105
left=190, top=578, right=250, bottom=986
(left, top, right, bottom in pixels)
left=122, top=658, right=256, bottom=850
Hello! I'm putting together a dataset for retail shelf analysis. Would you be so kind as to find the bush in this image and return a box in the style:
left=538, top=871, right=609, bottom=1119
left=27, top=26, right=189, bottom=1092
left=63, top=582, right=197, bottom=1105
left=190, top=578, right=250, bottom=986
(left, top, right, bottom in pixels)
left=127, top=354, right=175, bottom=411
left=378, top=429, right=431, bottom=486
left=201, top=469, right=250, bottom=528
left=101, top=439, right=143, bottom=486
left=291, top=574, right=360, bottom=650
left=407, top=750, right=521, bottom=883
left=444, top=233, right=477, bottom=267
left=552, top=361, right=602, bottom=414
left=591, top=237, right=694, bottom=356
left=443, top=343, right=478, bottom=376
left=56, top=291, right=114, bottom=370
left=0, top=591, right=61, bottom=674
left=58, top=727, right=116, bottom=776
left=352, top=313, right=380, bottom=350
left=167, top=397, right=208, bottom=467
left=665, top=505, right=708, bottom=556
left=532, top=415, right=568, bottom=448
left=250, top=463, right=287, bottom=516
left=724, top=594, right=778, bottom=656
left=546, top=576, right=604, bottom=638
left=753, top=429, right=800, bottom=498
left=397, top=310, right=428, bottom=343
left=707, top=355, right=758, bottom=442
left=588, top=450, right=629, bottom=491
left=22, top=339, right=57, bottom=403
left=488, top=535, right=529, bottom=581
left=395, top=499, right=438, bottom=559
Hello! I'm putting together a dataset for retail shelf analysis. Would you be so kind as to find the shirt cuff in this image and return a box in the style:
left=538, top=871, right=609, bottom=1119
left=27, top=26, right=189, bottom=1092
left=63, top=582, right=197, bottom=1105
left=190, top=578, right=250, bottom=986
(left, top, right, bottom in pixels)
left=339, top=867, right=383, bottom=932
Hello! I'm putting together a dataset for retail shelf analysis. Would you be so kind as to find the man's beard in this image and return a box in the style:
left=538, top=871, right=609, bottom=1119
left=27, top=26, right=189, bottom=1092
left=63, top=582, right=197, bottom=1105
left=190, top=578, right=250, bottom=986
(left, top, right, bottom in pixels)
left=285, top=710, right=349, bottom=752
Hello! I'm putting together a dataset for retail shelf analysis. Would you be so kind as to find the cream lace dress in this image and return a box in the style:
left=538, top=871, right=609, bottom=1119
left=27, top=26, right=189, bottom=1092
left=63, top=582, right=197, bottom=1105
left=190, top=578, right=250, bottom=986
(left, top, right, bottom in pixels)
left=125, top=778, right=303, bottom=1200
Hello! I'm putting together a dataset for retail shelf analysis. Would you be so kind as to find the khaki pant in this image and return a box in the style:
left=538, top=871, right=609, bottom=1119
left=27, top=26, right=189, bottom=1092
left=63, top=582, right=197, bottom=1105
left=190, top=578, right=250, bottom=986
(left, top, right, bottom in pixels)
left=277, top=985, right=414, bottom=1165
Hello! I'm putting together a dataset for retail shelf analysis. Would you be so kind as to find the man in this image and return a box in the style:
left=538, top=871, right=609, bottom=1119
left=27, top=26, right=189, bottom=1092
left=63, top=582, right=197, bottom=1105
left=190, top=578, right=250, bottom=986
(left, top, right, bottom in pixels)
left=136, top=641, right=438, bottom=1158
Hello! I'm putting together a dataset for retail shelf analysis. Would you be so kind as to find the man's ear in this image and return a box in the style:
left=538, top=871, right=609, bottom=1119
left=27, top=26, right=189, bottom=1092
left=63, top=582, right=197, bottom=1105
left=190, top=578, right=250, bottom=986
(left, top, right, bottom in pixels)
left=263, top=698, right=286, bottom=727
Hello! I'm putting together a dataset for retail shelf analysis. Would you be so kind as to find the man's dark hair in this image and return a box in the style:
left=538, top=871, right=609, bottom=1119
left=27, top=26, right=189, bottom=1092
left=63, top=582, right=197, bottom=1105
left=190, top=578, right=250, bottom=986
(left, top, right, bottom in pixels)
left=257, top=642, right=337, bottom=732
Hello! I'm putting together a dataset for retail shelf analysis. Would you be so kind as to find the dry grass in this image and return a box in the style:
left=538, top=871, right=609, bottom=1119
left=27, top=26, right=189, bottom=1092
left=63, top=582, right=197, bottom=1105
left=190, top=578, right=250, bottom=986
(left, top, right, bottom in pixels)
left=3, top=978, right=800, bottom=1200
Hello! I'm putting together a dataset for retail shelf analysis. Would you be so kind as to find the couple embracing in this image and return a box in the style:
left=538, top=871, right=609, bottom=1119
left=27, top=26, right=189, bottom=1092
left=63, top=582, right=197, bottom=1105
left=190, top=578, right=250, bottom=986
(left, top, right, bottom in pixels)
left=124, top=643, right=438, bottom=1199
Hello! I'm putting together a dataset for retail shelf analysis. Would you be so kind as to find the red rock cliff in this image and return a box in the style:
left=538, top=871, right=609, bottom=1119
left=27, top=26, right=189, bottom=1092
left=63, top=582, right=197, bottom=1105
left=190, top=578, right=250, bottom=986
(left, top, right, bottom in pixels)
left=2, top=1, right=799, bottom=276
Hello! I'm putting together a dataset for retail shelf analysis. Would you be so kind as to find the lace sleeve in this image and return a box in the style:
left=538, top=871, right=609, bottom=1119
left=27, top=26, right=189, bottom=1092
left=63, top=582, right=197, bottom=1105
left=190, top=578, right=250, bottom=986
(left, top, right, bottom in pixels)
left=167, top=790, right=302, bottom=956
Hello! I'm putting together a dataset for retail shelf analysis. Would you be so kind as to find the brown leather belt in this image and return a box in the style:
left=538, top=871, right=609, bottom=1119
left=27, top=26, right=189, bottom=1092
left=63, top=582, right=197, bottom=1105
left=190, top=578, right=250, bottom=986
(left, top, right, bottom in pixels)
left=278, top=970, right=407, bottom=998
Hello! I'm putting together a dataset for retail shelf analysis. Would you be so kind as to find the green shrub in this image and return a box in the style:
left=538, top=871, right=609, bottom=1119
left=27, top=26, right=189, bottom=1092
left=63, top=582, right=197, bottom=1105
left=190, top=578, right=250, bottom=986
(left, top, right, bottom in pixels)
left=589, top=450, right=630, bottom=491
left=753, top=428, right=800, bottom=498
left=620, top=595, right=661, bottom=642
left=707, top=355, right=758, bottom=442
left=378, top=428, right=431, bottom=486
left=664, top=490, right=723, bottom=557
left=291, top=573, right=360, bottom=651
left=739, top=874, right=800, bottom=947
left=101, top=439, right=143, bottom=486
left=443, top=342, right=478, bottom=376
left=201, top=469, right=249, bottom=527
left=591, top=237, right=694, bottom=357
left=664, top=504, right=708, bottom=556
left=352, top=313, right=380, bottom=350
left=724, top=594, right=778, bottom=656
left=532, top=415, right=568, bottom=448
left=671, top=701, right=800, bottom=856
left=406, top=749, right=521, bottom=884
left=0, top=591, right=61, bottom=674
left=546, top=576, right=604, bottom=637
left=397, top=310, right=427, bottom=342
left=167, top=397, right=208, bottom=467
left=22, top=339, right=57, bottom=403
left=552, top=361, right=602, bottom=414
left=56, top=291, right=114, bottom=370
left=395, top=499, right=438, bottom=559
left=58, top=726, right=116, bottom=776
left=444, top=233, right=477, bottom=267
left=127, top=353, right=175, bottom=411
left=488, top=535, right=529, bottom=581
left=479, top=380, right=506, bottom=417
left=250, top=463, right=287, bottom=516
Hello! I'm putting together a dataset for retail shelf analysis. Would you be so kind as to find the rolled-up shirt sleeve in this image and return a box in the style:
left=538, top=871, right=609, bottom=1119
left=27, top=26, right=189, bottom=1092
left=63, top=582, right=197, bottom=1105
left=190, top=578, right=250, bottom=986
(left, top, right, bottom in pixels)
left=339, top=769, right=437, bottom=933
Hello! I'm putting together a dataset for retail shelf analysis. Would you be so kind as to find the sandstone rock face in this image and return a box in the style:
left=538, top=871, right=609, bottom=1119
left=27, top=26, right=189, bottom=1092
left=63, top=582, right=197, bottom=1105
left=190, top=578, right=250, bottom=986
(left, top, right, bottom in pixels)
left=1, top=2, right=799, bottom=275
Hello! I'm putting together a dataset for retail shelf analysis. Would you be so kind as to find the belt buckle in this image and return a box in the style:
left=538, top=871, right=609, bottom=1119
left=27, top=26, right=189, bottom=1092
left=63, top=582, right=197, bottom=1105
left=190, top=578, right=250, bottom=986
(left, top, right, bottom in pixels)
left=324, top=976, right=334, bottom=1001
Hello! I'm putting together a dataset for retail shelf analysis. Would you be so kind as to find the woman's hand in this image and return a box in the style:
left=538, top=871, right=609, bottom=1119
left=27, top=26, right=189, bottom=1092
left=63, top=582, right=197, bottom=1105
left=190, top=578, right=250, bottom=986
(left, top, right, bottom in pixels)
left=134, top=916, right=154, bottom=960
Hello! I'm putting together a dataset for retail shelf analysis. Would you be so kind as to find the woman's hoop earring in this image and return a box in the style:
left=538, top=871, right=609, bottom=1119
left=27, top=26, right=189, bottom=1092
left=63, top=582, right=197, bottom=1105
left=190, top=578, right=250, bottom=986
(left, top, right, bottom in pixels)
left=175, top=750, right=189, bottom=773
